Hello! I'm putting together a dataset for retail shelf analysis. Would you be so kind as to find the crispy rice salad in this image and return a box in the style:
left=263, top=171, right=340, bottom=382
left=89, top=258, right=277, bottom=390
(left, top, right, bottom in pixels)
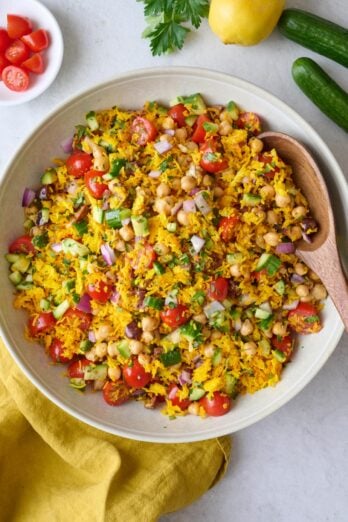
left=6, top=94, right=327, bottom=418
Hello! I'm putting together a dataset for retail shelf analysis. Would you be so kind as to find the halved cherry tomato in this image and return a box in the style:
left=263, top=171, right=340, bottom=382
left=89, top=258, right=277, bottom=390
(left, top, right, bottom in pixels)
left=5, top=39, right=30, bottom=65
left=258, top=153, right=280, bottom=180
left=63, top=308, right=92, bottom=330
left=7, top=15, right=32, bottom=39
left=132, top=244, right=157, bottom=270
left=2, top=65, right=29, bottom=91
left=160, top=304, right=190, bottom=329
left=66, top=151, right=92, bottom=178
left=236, top=112, right=261, bottom=135
left=208, top=277, right=229, bottom=301
left=9, top=235, right=35, bottom=254
left=28, top=312, right=56, bottom=337
left=199, top=392, right=232, bottom=416
left=168, top=103, right=187, bottom=127
left=271, top=335, right=294, bottom=362
left=86, top=280, right=113, bottom=303
left=0, top=29, right=12, bottom=52
left=131, top=116, right=157, bottom=145
left=84, top=170, right=108, bottom=199
left=21, top=53, right=44, bottom=74
left=0, top=54, right=10, bottom=76
left=67, top=358, right=92, bottom=379
left=218, top=216, right=239, bottom=242
left=103, top=381, right=130, bottom=406
left=123, top=358, right=152, bottom=389
left=167, top=383, right=191, bottom=410
left=288, top=302, right=322, bottom=334
left=49, top=338, right=71, bottom=364
left=191, top=114, right=210, bottom=143
left=200, top=140, right=228, bottom=173
left=21, top=29, right=49, bottom=52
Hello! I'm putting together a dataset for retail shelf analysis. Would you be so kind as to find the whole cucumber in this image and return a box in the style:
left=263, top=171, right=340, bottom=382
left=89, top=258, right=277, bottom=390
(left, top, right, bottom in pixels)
left=279, top=8, right=348, bottom=68
left=292, top=57, right=348, bottom=132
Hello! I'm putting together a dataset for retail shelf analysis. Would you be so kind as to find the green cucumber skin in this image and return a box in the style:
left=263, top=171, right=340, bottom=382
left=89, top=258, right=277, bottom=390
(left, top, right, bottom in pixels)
left=292, top=57, right=348, bottom=132
left=279, top=8, right=348, bottom=68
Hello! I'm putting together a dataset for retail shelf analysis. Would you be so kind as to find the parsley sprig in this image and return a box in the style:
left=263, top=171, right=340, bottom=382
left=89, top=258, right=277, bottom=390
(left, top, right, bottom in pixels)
left=138, top=0, right=209, bottom=56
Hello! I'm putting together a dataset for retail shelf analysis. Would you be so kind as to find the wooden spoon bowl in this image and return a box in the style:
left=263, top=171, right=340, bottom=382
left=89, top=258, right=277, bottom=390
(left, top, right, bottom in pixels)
left=259, top=131, right=348, bottom=331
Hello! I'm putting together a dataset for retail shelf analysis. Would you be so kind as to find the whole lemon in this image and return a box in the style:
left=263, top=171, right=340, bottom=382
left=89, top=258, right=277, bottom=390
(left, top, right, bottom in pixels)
left=209, top=0, right=285, bottom=46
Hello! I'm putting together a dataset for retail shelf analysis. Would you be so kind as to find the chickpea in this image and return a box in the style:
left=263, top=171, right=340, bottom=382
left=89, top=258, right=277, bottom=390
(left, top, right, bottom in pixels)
left=159, top=133, right=172, bottom=143
left=309, top=270, right=320, bottom=281
left=240, top=319, right=254, bottom=337
left=142, top=331, right=155, bottom=344
left=230, top=264, right=241, bottom=278
left=287, top=225, right=302, bottom=241
left=141, top=316, right=159, bottom=332
left=233, top=317, right=242, bottom=332
left=156, top=183, right=170, bottom=198
left=107, top=341, right=119, bottom=357
left=219, top=110, right=232, bottom=122
left=211, top=331, right=222, bottom=341
left=95, top=342, right=108, bottom=358
left=175, top=128, right=188, bottom=142
left=129, top=340, right=145, bottom=355
left=213, top=186, right=224, bottom=198
left=108, top=366, right=121, bottom=381
left=254, top=209, right=266, bottom=221
left=188, top=403, right=200, bottom=416
left=154, top=197, right=171, bottom=216
left=204, top=344, right=215, bottom=358
left=171, top=178, right=181, bottom=191
left=272, top=322, right=288, bottom=337
left=296, top=284, right=310, bottom=297
left=260, top=184, right=275, bottom=199
left=256, top=235, right=266, bottom=249
left=292, top=206, right=307, bottom=220
left=138, top=353, right=150, bottom=367
left=154, top=243, right=169, bottom=256
left=85, top=347, right=98, bottom=362
left=242, top=342, right=257, bottom=357
left=95, top=324, right=112, bottom=342
left=202, top=174, right=213, bottom=187
left=275, top=192, right=292, bottom=208
left=193, top=314, right=207, bottom=324
left=114, top=239, right=126, bottom=252
left=267, top=210, right=279, bottom=225
left=181, top=175, right=197, bottom=193
left=219, top=121, right=232, bottom=135
left=162, top=116, right=175, bottom=130
left=263, top=232, right=280, bottom=247
left=311, top=284, right=327, bottom=301
left=177, top=209, right=190, bottom=226
left=119, top=225, right=134, bottom=242
left=294, top=263, right=308, bottom=276
left=249, top=137, right=264, bottom=154
left=185, top=141, right=198, bottom=152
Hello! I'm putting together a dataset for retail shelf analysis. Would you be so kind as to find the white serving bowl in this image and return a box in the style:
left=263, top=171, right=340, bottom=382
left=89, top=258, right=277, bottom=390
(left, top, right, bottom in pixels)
left=0, top=0, right=63, bottom=106
left=0, top=67, right=346, bottom=442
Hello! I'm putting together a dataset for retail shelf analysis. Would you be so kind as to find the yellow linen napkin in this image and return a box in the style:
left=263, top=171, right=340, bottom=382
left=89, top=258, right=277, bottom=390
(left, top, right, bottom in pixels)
left=0, top=340, right=231, bottom=522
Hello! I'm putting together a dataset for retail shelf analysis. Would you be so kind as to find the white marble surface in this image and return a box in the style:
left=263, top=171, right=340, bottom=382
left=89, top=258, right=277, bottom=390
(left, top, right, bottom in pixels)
left=0, top=1, right=347, bottom=521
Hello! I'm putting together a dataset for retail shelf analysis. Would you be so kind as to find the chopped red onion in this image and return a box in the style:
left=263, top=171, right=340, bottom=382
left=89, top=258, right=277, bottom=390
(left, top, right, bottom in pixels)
left=189, top=187, right=200, bottom=196
left=148, top=170, right=161, bottom=178
left=88, top=330, right=96, bottom=342
left=171, top=200, right=183, bottom=216
left=204, top=300, right=224, bottom=318
left=51, top=243, right=63, bottom=253
left=301, top=231, right=312, bottom=244
left=291, top=274, right=305, bottom=284
left=22, top=188, right=36, bottom=207
left=275, top=242, right=295, bottom=254
left=60, top=136, right=73, bottom=154
left=233, top=318, right=242, bottom=331
left=102, top=200, right=110, bottom=211
left=178, top=370, right=192, bottom=386
left=283, top=300, right=299, bottom=311
left=101, top=243, right=116, bottom=266
left=191, top=235, right=205, bottom=253
left=194, top=192, right=211, bottom=215
left=183, top=199, right=196, bottom=213
left=168, top=386, right=178, bottom=400
left=76, top=293, right=92, bottom=314
left=125, top=320, right=141, bottom=340
left=154, top=141, right=173, bottom=154
left=164, top=129, right=175, bottom=136
left=110, top=290, right=120, bottom=304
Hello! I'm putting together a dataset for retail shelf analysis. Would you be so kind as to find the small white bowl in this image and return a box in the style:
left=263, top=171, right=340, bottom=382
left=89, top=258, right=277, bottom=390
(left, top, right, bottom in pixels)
left=0, top=0, right=63, bottom=106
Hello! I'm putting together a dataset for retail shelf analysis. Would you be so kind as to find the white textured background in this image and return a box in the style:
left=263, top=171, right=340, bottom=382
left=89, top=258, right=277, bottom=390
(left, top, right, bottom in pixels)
left=0, top=1, right=347, bottom=521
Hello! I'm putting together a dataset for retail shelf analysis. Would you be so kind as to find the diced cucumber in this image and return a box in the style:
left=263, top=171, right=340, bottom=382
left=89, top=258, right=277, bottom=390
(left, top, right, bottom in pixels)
left=170, top=93, right=207, bottom=115
left=53, top=299, right=70, bottom=319
left=272, top=349, right=287, bottom=363
left=256, top=253, right=272, bottom=270
left=153, top=261, right=165, bottom=275
left=189, top=387, right=206, bottom=401
left=86, top=111, right=99, bottom=131
left=63, top=279, right=75, bottom=292
left=143, top=295, right=164, bottom=310
left=212, top=348, right=222, bottom=366
left=25, top=273, right=33, bottom=283
left=185, top=115, right=198, bottom=127
left=32, top=232, right=49, bottom=249
left=5, top=253, right=20, bottom=264
left=84, top=364, right=107, bottom=381
left=180, top=320, right=203, bottom=343
left=40, top=298, right=50, bottom=311
left=62, top=238, right=89, bottom=257
left=274, top=280, right=285, bottom=295
left=105, top=209, right=122, bottom=228
left=259, top=339, right=271, bottom=355
left=255, top=308, right=272, bottom=319
left=226, top=100, right=239, bottom=120
left=167, top=222, right=177, bottom=232
left=73, top=220, right=88, bottom=237
left=9, top=271, right=22, bottom=285
left=160, top=347, right=181, bottom=367
left=242, top=193, right=262, bottom=206
left=224, top=373, right=238, bottom=396
left=16, top=282, right=33, bottom=290
left=80, top=339, right=94, bottom=352
left=24, top=219, right=34, bottom=231
left=70, top=378, right=86, bottom=390
left=256, top=253, right=281, bottom=276
left=131, top=215, right=149, bottom=237
left=92, top=206, right=104, bottom=224
left=203, top=122, right=219, bottom=133
left=12, top=256, right=31, bottom=274
left=226, top=252, right=243, bottom=265
left=37, top=208, right=49, bottom=226
left=117, top=340, right=130, bottom=359
left=109, top=158, right=126, bottom=178
left=41, top=169, right=57, bottom=185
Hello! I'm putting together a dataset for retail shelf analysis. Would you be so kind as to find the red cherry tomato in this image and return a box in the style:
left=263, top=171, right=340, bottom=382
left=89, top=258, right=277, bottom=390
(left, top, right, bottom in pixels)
left=131, top=116, right=157, bottom=145
left=0, top=29, right=12, bottom=53
left=103, top=381, right=130, bottom=406
left=2, top=65, right=30, bottom=91
left=67, top=358, right=92, bottom=379
left=191, top=114, right=210, bottom=143
left=250, top=269, right=266, bottom=282
left=21, top=29, right=49, bottom=52
left=167, top=383, right=191, bottom=410
left=7, top=15, right=32, bottom=39
left=236, top=112, right=261, bottom=135
left=28, top=312, right=56, bottom=337
left=123, top=358, right=152, bottom=389
left=199, top=392, right=232, bottom=416
left=258, top=153, right=280, bottom=180
left=66, top=151, right=92, bottom=178
left=218, top=216, right=239, bottom=242
left=168, top=103, right=187, bottom=127
left=5, top=39, right=30, bottom=65
left=288, top=302, right=322, bottom=334
left=86, top=280, right=113, bottom=303
left=132, top=244, right=157, bottom=270
left=271, top=335, right=294, bottom=362
left=208, top=277, right=229, bottom=301
left=9, top=235, right=35, bottom=254
left=160, top=304, right=190, bottom=329
left=49, top=338, right=71, bottom=364
left=21, top=53, right=44, bottom=74
left=0, top=53, right=10, bottom=76
left=84, top=170, right=108, bottom=199
left=63, top=308, right=92, bottom=330
left=200, top=140, right=228, bottom=173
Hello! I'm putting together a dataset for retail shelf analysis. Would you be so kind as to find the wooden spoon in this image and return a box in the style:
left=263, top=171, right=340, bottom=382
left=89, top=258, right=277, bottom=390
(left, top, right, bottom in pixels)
left=258, top=131, right=348, bottom=331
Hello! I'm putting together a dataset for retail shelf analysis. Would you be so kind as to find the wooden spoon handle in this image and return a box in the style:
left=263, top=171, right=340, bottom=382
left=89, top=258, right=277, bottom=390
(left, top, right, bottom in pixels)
left=298, top=246, right=348, bottom=332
